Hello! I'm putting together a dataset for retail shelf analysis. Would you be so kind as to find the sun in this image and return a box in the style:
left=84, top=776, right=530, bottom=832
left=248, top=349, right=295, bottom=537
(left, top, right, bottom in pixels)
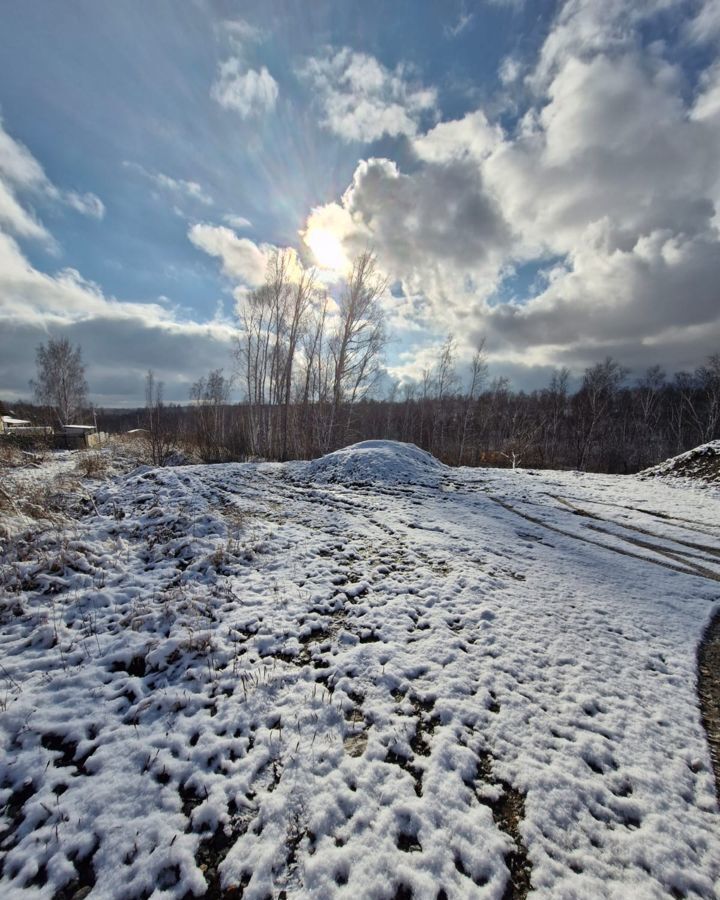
left=304, top=226, right=348, bottom=272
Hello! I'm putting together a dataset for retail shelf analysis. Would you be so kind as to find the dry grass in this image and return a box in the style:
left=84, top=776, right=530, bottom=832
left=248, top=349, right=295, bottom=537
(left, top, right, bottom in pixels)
left=0, top=471, right=86, bottom=553
left=104, top=434, right=166, bottom=468
left=0, top=441, right=25, bottom=468
left=75, top=451, right=110, bottom=479
left=0, top=483, right=20, bottom=516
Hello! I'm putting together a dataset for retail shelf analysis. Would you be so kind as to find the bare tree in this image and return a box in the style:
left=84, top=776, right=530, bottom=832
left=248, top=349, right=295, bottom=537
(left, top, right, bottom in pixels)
left=634, top=365, right=666, bottom=466
left=572, top=357, right=628, bottom=469
left=144, top=370, right=175, bottom=465
left=696, top=353, right=720, bottom=441
left=329, top=251, right=388, bottom=444
left=31, top=337, right=88, bottom=425
left=400, top=381, right=417, bottom=443
left=541, top=367, right=570, bottom=467
left=190, top=369, right=232, bottom=461
left=280, top=267, right=317, bottom=460
left=234, top=249, right=318, bottom=458
left=458, top=339, right=488, bottom=464
left=297, top=294, right=332, bottom=455
left=431, top=335, right=460, bottom=458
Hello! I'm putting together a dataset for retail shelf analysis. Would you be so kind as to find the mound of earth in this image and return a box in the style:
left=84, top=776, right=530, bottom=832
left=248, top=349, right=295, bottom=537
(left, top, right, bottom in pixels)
left=640, top=439, right=720, bottom=484
left=301, top=440, right=447, bottom=486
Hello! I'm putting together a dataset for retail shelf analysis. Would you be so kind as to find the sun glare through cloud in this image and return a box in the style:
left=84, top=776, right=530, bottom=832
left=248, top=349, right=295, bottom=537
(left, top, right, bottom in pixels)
left=303, top=225, right=349, bottom=273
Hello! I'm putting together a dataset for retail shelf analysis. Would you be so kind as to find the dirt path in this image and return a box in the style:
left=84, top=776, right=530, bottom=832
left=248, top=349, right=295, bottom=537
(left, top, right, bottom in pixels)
left=698, top=609, right=720, bottom=801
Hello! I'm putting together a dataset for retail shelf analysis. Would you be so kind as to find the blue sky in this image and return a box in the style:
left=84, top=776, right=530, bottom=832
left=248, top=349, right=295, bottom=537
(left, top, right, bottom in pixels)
left=1, top=0, right=719, bottom=405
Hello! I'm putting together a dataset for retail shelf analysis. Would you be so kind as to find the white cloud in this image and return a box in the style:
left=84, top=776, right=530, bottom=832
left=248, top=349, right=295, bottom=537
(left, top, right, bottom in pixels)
left=413, top=111, right=503, bottom=163
left=0, top=179, right=49, bottom=239
left=221, top=18, right=265, bottom=50
left=299, top=48, right=437, bottom=142
left=499, top=56, right=523, bottom=85
left=0, top=230, right=236, bottom=404
left=386, top=339, right=451, bottom=384
left=188, top=223, right=271, bottom=286
left=487, top=4, right=720, bottom=369
left=478, top=228, right=720, bottom=359
left=63, top=190, right=105, bottom=219
left=0, top=118, right=236, bottom=404
left=444, top=10, right=474, bottom=39
left=0, top=230, right=155, bottom=323
left=123, top=161, right=212, bottom=206
left=0, top=121, right=46, bottom=188
left=305, top=155, right=511, bottom=323
left=211, top=58, right=278, bottom=117
left=154, top=175, right=211, bottom=205
left=481, top=53, right=714, bottom=263
left=685, top=0, right=720, bottom=45
left=300, top=0, right=720, bottom=377
left=529, top=0, right=688, bottom=92
left=691, top=62, right=720, bottom=229
left=189, top=222, right=311, bottom=301
left=0, top=117, right=105, bottom=239
left=223, top=213, right=252, bottom=229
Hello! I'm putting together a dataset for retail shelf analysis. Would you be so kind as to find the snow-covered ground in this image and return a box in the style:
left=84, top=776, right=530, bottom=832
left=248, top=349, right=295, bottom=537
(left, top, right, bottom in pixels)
left=1, top=442, right=719, bottom=899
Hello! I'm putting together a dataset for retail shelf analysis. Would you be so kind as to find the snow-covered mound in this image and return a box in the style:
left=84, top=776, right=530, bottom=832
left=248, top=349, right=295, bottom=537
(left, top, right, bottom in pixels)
left=301, top=440, right=447, bottom=486
left=640, top=440, right=720, bottom=485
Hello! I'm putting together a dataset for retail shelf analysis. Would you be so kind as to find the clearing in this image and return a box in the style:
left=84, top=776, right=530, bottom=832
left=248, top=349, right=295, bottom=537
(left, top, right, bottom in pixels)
left=1, top=441, right=719, bottom=899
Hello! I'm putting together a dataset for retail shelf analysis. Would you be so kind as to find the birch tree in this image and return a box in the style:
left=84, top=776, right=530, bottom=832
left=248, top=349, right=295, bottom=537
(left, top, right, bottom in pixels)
left=31, top=337, right=88, bottom=425
left=329, top=251, right=388, bottom=444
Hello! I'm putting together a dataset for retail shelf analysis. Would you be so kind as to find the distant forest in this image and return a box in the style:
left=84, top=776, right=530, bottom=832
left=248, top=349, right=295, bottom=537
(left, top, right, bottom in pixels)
left=6, top=350, right=719, bottom=476
left=3, top=252, right=719, bottom=474
left=116, top=353, right=720, bottom=473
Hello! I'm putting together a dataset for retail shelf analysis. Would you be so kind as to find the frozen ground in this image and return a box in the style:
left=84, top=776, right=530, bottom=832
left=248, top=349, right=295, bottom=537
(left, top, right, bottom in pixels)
left=1, top=441, right=719, bottom=899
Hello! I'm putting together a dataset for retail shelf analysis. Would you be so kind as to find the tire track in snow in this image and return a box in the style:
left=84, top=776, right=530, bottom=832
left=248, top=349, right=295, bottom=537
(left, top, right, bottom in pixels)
left=543, top=493, right=720, bottom=580
left=548, top=494, right=720, bottom=559
left=583, top=523, right=720, bottom=581
left=486, top=494, right=720, bottom=583
left=542, top=492, right=719, bottom=536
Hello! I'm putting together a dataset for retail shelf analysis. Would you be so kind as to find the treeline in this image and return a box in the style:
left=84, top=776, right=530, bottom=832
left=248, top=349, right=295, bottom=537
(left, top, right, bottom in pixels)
left=87, top=347, right=719, bottom=474
left=5, top=250, right=719, bottom=473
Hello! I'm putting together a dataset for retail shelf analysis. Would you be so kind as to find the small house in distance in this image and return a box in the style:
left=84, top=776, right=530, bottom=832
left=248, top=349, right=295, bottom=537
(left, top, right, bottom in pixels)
left=1, top=414, right=52, bottom=437
left=0, top=414, right=105, bottom=449
left=58, top=424, right=105, bottom=449
left=1, top=415, right=31, bottom=433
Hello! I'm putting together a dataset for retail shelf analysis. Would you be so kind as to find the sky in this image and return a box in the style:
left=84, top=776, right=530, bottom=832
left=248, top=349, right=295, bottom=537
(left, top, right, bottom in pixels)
left=0, top=0, right=719, bottom=406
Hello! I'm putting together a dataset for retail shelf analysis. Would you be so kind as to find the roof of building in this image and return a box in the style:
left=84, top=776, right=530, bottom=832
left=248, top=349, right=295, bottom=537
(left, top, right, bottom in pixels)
left=2, top=416, right=31, bottom=425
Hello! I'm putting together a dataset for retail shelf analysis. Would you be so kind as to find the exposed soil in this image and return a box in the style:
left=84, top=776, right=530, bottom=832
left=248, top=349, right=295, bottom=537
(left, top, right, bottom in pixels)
left=471, top=751, right=532, bottom=900
left=698, top=609, right=720, bottom=800
left=642, top=441, right=720, bottom=485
